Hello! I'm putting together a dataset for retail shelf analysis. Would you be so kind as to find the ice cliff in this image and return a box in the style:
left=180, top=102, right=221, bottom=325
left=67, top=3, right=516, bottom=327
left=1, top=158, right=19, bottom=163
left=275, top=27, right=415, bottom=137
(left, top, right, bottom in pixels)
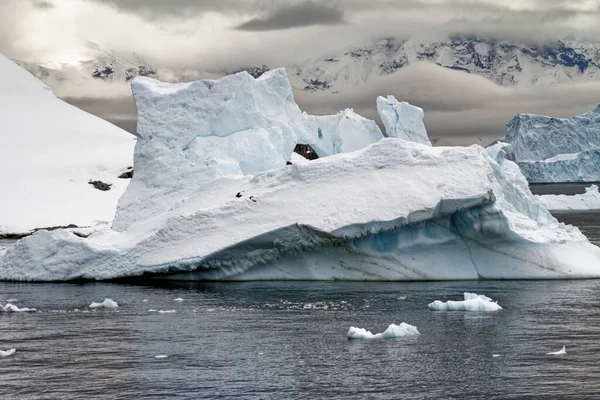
left=1, top=69, right=600, bottom=281
left=0, top=54, right=135, bottom=235
left=502, top=106, right=600, bottom=183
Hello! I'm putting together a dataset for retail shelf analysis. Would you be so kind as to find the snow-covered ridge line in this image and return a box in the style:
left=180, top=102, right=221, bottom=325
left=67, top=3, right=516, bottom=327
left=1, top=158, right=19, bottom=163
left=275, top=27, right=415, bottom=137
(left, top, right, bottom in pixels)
left=1, top=68, right=600, bottom=281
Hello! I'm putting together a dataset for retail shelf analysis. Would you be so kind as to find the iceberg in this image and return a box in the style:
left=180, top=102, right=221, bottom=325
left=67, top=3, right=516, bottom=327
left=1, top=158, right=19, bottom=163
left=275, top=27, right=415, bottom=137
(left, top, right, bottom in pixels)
left=0, top=349, right=16, bottom=358
left=89, top=298, right=119, bottom=308
left=428, top=292, right=502, bottom=312
left=0, top=54, right=135, bottom=236
left=537, top=185, right=600, bottom=211
left=1, top=69, right=600, bottom=281
left=377, top=95, right=431, bottom=146
left=502, top=106, right=600, bottom=183
left=347, top=323, right=420, bottom=339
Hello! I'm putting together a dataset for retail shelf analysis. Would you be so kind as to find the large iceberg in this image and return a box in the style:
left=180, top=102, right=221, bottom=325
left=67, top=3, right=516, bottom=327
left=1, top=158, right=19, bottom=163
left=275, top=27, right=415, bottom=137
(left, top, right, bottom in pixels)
left=1, top=69, right=600, bottom=281
left=376, top=95, right=431, bottom=146
left=502, top=106, right=600, bottom=183
left=0, top=54, right=135, bottom=236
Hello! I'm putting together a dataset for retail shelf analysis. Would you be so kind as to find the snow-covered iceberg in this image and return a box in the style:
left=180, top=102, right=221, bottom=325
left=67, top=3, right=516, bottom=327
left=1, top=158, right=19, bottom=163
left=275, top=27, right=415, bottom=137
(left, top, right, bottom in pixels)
left=347, top=323, right=420, bottom=339
left=0, top=54, right=135, bottom=236
left=428, top=293, right=502, bottom=312
left=1, top=69, right=600, bottom=281
left=377, top=95, right=431, bottom=146
left=502, top=106, right=600, bottom=183
left=537, top=185, right=600, bottom=211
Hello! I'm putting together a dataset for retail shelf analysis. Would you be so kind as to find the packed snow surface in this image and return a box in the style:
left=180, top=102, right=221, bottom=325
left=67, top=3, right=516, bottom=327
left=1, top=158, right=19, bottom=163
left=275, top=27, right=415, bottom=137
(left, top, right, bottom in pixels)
left=502, top=106, right=600, bottom=183
left=1, top=69, right=600, bottom=281
left=347, top=323, right=420, bottom=339
left=89, top=299, right=119, bottom=308
left=428, top=293, right=502, bottom=312
left=0, top=349, right=16, bottom=358
left=0, top=54, right=135, bottom=235
left=547, top=346, right=566, bottom=355
left=537, top=185, right=600, bottom=211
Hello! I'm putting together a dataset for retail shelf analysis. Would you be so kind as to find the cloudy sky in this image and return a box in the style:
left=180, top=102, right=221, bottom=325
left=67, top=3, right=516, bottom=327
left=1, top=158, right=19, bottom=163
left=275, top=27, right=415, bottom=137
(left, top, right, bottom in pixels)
left=1, top=0, right=600, bottom=144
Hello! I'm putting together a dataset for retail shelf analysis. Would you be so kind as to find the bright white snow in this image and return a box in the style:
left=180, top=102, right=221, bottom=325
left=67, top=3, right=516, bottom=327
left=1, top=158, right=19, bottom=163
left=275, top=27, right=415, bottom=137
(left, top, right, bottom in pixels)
left=428, top=293, right=502, bottom=312
left=0, top=349, right=16, bottom=358
left=547, top=346, right=566, bottom=355
left=0, top=54, right=135, bottom=235
left=537, top=185, right=600, bottom=211
left=347, top=323, right=420, bottom=339
left=89, top=298, right=119, bottom=308
left=1, top=69, right=600, bottom=281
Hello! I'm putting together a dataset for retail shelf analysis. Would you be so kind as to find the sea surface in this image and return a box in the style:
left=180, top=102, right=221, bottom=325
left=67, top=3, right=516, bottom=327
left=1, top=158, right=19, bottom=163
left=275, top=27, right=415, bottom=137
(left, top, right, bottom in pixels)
left=1, top=203, right=600, bottom=398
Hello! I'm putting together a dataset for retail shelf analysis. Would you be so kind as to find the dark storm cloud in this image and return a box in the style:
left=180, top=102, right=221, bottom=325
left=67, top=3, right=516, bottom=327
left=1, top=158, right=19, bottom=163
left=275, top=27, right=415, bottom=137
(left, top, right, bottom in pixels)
left=235, top=1, right=344, bottom=31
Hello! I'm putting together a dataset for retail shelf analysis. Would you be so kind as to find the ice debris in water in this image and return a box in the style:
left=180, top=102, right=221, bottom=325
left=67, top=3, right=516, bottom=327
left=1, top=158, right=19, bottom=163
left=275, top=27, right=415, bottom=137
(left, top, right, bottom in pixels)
left=492, top=354, right=501, bottom=358
left=158, top=310, right=176, bottom=314
left=142, top=299, right=148, bottom=302
left=0, top=349, right=16, bottom=357
left=173, top=298, right=184, bottom=302
left=428, top=292, right=502, bottom=312
left=347, top=323, right=420, bottom=339
left=6, top=299, right=17, bottom=302
left=89, top=298, right=119, bottom=308
left=154, top=355, right=168, bottom=359
left=547, top=346, right=566, bottom=355
left=1, top=303, right=36, bottom=312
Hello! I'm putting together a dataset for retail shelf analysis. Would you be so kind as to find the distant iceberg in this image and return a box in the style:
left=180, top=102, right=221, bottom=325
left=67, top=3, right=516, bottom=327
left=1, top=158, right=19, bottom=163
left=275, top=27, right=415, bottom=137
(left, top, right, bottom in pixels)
left=428, top=293, right=502, bottom=312
left=89, top=298, right=119, bottom=308
left=1, top=69, right=600, bottom=281
left=537, top=185, right=600, bottom=211
left=501, top=106, right=600, bottom=183
left=347, top=323, right=420, bottom=339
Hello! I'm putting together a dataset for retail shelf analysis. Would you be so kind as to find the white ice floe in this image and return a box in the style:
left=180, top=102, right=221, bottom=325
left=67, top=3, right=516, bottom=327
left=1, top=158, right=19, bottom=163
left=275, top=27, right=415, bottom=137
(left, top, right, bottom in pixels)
left=1, top=303, right=36, bottom=312
left=89, top=298, right=119, bottom=308
left=173, top=298, right=184, bottom=302
left=0, top=349, right=16, bottom=357
left=157, top=310, right=176, bottom=314
left=6, top=299, right=17, bottom=303
left=142, top=299, right=148, bottom=302
left=492, top=354, right=501, bottom=358
left=154, top=355, right=168, bottom=359
left=0, top=54, right=134, bottom=235
left=428, top=292, right=502, bottom=312
left=347, top=323, right=420, bottom=339
left=547, top=346, right=566, bottom=355
left=2, top=69, right=600, bottom=281
left=537, top=185, right=600, bottom=211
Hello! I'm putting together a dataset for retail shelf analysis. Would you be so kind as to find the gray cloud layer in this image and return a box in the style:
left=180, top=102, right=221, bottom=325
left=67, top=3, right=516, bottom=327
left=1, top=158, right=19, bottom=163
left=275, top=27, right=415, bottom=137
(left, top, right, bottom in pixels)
left=235, top=1, right=345, bottom=31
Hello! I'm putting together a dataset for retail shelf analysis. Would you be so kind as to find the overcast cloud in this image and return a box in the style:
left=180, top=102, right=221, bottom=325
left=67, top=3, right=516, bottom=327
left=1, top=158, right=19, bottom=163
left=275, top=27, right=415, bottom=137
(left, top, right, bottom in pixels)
left=1, top=0, right=599, bottom=145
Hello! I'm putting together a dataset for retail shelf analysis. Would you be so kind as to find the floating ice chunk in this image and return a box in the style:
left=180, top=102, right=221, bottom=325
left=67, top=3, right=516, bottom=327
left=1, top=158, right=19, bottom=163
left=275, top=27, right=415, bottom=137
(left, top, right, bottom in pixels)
left=158, top=310, right=176, bottom=314
left=154, top=355, right=168, bottom=359
left=537, top=185, right=600, bottom=211
left=89, top=298, right=119, bottom=308
left=173, top=298, right=184, bottom=302
left=547, top=346, right=566, bottom=355
left=0, top=349, right=16, bottom=357
left=428, top=292, right=502, bottom=312
left=492, top=354, right=501, bottom=358
left=6, top=299, right=17, bottom=303
left=148, top=309, right=157, bottom=312
left=142, top=299, right=148, bottom=302
left=397, top=296, right=407, bottom=300
left=347, top=322, right=420, bottom=339
left=1, top=303, right=36, bottom=312
left=376, top=95, right=431, bottom=146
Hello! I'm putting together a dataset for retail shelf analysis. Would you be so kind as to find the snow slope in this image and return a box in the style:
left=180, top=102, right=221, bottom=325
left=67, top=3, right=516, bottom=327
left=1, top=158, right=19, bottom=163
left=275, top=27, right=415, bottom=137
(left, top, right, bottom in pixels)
left=1, top=70, right=600, bottom=281
left=0, top=54, right=135, bottom=235
left=537, top=185, right=600, bottom=211
left=502, top=106, right=600, bottom=183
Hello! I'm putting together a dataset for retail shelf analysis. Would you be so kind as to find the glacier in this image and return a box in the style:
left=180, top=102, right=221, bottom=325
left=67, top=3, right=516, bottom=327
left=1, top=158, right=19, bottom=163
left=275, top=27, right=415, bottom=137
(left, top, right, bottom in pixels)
left=1, top=69, right=600, bottom=281
left=502, top=106, right=600, bottom=183
left=0, top=54, right=135, bottom=236
left=537, top=185, right=600, bottom=211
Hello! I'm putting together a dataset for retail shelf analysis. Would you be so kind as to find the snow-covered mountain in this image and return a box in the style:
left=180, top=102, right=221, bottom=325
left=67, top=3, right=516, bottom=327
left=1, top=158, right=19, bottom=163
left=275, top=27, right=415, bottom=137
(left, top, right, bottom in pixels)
left=13, top=36, right=600, bottom=94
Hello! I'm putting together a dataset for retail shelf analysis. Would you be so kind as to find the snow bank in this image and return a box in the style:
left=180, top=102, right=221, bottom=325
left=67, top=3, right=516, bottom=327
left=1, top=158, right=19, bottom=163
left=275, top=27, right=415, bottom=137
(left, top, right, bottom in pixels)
left=1, top=303, right=36, bottom=312
left=89, top=298, right=119, bottom=308
left=377, top=95, right=431, bottom=146
left=428, top=292, right=502, bottom=311
left=0, top=54, right=135, bottom=235
left=537, top=185, right=600, bottom=211
left=1, top=69, right=600, bottom=281
left=347, top=323, right=420, bottom=339
left=0, top=349, right=16, bottom=358
left=502, top=106, right=600, bottom=183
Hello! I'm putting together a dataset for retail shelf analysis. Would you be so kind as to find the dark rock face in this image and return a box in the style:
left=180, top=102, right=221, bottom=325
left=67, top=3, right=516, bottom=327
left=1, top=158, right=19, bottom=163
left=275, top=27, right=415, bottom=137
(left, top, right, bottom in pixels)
left=88, top=180, right=112, bottom=191
left=294, top=144, right=319, bottom=160
left=92, top=66, right=115, bottom=79
left=232, top=65, right=270, bottom=78
left=118, top=167, right=134, bottom=179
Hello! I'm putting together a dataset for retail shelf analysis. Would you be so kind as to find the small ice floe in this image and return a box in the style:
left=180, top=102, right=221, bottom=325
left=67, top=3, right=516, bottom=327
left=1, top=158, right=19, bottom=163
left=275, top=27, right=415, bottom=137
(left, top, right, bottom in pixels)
left=154, top=355, right=168, bottom=359
left=6, top=299, right=18, bottom=303
left=148, top=309, right=157, bottom=312
left=89, top=298, right=119, bottom=308
left=142, top=299, right=148, bottom=302
left=173, top=298, right=184, bottom=302
left=492, top=354, right=501, bottom=358
left=347, top=323, right=420, bottom=339
left=397, top=296, right=407, bottom=300
left=547, top=346, right=566, bottom=355
left=428, top=292, right=502, bottom=312
left=1, top=303, right=36, bottom=312
left=158, top=310, right=176, bottom=314
left=0, top=349, right=16, bottom=358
